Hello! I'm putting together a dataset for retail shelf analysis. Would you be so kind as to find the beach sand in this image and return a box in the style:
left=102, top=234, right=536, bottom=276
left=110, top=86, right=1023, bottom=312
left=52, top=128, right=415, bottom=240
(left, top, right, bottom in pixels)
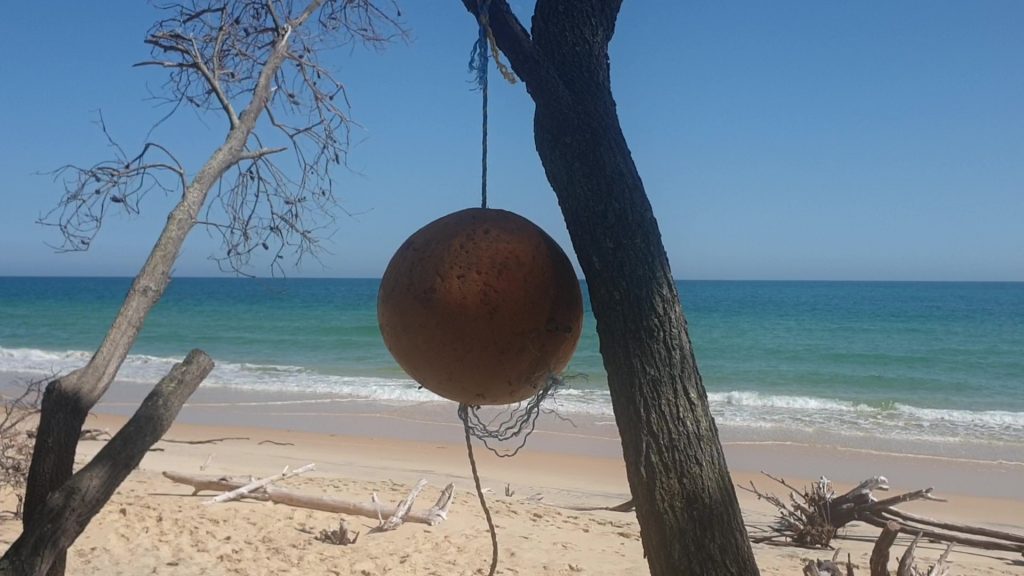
left=3, top=408, right=1023, bottom=576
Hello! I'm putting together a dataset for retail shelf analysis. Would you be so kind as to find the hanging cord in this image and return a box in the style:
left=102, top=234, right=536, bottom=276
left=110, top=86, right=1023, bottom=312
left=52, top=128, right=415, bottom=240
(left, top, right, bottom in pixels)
left=463, top=4, right=534, bottom=573
left=456, top=375, right=564, bottom=576
left=459, top=404, right=499, bottom=576
left=469, top=0, right=491, bottom=209
left=468, top=0, right=518, bottom=209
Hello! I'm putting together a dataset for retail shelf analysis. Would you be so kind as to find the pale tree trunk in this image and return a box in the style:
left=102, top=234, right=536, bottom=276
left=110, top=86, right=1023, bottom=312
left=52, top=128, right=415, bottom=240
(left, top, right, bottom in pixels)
left=462, top=1, right=760, bottom=574
left=17, top=17, right=309, bottom=576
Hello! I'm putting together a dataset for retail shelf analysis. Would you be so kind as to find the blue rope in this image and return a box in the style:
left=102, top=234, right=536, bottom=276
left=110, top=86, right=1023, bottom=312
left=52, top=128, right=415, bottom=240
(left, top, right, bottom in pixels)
left=468, top=0, right=491, bottom=209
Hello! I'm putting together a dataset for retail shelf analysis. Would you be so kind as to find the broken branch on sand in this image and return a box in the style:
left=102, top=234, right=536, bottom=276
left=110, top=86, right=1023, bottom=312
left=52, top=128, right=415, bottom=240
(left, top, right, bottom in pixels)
left=204, top=463, right=315, bottom=505
left=807, top=521, right=955, bottom=576
left=163, top=471, right=455, bottom=528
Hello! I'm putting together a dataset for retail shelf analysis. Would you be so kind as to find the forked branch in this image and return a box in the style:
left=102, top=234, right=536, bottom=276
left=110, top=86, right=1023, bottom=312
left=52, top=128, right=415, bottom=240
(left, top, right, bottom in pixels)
left=43, top=0, right=406, bottom=276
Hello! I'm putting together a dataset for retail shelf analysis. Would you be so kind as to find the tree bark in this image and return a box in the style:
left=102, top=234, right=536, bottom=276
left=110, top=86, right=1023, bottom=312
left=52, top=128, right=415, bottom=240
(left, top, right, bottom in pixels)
left=461, top=1, right=759, bottom=574
left=19, top=16, right=307, bottom=576
left=870, top=521, right=901, bottom=576
left=1, top=350, right=213, bottom=576
left=18, top=375, right=88, bottom=576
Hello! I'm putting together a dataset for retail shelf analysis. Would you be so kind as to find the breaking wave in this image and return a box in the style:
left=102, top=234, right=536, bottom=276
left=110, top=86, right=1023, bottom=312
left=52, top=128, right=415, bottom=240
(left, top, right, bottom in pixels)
left=3, top=345, right=1022, bottom=445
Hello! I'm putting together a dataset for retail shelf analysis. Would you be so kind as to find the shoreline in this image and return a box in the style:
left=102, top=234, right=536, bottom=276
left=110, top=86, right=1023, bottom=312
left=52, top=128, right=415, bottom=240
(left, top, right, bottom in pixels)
left=81, top=375, right=1024, bottom=462
left=4, top=343, right=1023, bottom=463
left=89, top=387, right=1024, bottom=502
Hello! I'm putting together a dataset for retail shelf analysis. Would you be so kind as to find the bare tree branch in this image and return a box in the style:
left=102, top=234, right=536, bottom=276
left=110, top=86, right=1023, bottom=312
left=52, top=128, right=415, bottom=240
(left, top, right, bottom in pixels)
left=40, top=0, right=407, bottom=276
left=459, top=0, right=548, bottom=89
left=19, top=5, right=406, bottom=575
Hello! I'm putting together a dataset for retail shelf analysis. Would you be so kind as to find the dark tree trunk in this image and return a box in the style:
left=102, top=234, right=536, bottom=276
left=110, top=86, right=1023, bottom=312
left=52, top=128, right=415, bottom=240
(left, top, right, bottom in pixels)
left=1, top=351, right=214, bottom=576
left=462, top=1, right=760, bottom=574
left=21, top=377, right=89, bottom=576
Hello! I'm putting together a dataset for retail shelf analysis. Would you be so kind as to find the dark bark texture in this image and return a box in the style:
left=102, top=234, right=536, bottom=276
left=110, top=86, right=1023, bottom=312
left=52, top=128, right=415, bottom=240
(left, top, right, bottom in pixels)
left=0, top=350, right=213, bottom=576
left=19, top=376, right=89, bottom=576
left=462, top=1, right=760, bottom=574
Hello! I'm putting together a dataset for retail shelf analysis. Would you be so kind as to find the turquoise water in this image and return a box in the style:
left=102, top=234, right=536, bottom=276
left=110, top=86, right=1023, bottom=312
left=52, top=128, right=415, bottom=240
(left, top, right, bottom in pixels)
left=1, top=277, right=1022, bottom=449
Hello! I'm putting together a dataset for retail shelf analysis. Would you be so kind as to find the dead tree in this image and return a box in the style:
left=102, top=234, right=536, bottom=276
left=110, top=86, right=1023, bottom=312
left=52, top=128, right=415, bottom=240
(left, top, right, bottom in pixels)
left=11, top=3, right=402, bottom=576
left=744, top=473, right=1024, bottom=556
left=459, top=2, right=759, bottom=574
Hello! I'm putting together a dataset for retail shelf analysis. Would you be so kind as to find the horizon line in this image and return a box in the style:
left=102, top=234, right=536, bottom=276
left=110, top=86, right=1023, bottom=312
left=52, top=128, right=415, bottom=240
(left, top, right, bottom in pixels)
left=1, top=275, right=1022, bottom=284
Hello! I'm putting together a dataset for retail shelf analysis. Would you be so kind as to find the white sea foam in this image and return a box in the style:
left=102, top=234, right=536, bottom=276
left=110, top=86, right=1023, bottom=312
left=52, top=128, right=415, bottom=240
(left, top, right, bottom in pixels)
left=709, top=390, right=862, bottom=412
left=3, top=345, right=1022, bottom=445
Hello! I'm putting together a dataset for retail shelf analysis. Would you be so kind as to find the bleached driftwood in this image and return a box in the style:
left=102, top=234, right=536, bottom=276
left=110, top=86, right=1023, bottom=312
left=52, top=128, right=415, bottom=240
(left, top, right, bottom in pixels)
left=896, top=533, right=954, bottom=576
left=869, top=521, right=901, bottom=576
left=741, top=472, right=1024, bottom=555
left=880, top=507, right=1024, bottom=545
left=163, top=471, right=455, bottom=526
left=204, top=463, right=315, bottom=505
left=808, top=523, right=955, bottom=576
left=858, top=514, right=1022, bottom=554
left=379, top=479, right=428, bottom=531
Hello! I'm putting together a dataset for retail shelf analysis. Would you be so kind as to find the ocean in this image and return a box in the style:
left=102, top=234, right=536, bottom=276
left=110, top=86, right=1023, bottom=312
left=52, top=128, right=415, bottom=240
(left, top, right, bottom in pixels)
left=1, top=277, right=1022, bottom=460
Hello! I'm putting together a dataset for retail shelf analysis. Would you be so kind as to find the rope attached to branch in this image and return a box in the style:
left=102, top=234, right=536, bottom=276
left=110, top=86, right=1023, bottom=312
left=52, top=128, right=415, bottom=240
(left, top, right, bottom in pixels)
left=469, top=0, right=517, bottom=210
left=469, top=0, right=491, bottom=209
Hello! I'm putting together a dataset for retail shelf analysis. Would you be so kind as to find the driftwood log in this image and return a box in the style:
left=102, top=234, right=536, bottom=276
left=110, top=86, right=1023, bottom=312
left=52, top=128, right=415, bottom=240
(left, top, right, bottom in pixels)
left=163, top=471, right=455, bottom=528
left=204, top=463, right=315, bottom=505
left=806, top=520, right=955, bottom=576
left=742, top=473, right=1024, bottom=556
left=869, top=521, right=901, bottom=576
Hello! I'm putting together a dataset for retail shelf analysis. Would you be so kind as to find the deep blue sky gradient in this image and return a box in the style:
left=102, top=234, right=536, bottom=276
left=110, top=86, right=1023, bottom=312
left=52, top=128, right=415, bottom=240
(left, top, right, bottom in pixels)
left=1, top=1, right=1021, bottom=280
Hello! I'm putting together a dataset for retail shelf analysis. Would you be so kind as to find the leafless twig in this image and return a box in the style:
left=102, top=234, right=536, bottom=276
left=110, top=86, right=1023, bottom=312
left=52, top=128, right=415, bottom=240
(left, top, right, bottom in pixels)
left=40, top=0, right=407, bottom=276
left=0, top=379, right=45, bottom=519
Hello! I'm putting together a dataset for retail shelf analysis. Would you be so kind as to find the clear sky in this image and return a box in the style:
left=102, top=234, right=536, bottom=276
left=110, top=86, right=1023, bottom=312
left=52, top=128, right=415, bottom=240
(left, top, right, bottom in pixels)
left=1, top=1, right=1021, bottom=281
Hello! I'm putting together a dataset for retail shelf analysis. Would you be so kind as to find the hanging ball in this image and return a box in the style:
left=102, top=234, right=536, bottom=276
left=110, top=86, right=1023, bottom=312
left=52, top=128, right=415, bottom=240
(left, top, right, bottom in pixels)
left=378, top=208, right=583, bottom=405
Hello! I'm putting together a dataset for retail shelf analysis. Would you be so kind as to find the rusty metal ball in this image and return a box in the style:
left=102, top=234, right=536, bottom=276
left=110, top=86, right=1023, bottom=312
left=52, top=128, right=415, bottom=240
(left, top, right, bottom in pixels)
left=378, top=208, right=583, bottom=405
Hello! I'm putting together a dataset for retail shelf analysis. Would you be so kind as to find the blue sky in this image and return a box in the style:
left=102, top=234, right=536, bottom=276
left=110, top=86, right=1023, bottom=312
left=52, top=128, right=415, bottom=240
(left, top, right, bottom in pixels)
left=1, top=1, right=1021, bottom=281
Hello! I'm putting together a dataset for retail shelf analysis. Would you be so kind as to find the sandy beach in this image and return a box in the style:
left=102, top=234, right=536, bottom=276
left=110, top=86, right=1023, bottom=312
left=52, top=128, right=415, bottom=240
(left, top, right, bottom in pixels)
left=3, top=406, right=1022, bottom=576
